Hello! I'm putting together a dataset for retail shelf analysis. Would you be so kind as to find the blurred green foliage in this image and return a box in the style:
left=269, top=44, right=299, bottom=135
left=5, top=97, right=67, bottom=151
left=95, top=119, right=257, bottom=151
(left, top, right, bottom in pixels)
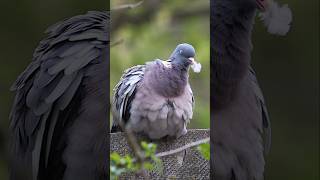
left=252, top=1, right=319, bottom=179
left=110, top=0, right=210, bottom=129
left=110, top=141, right=162, bottom=179
left=110, top=0, right=319, bottom=179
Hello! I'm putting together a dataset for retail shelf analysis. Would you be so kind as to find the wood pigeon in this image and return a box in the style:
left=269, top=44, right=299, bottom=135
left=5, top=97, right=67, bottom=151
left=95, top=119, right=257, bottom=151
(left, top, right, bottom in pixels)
left=111, top=43, right=201, bottom=139
left=211, top=0, right=291, bottom=179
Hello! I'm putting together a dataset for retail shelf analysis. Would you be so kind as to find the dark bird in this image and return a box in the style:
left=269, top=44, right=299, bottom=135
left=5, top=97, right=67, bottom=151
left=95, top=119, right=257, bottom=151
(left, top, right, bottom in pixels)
left=9, top=11, right=109, bottom=180
left=211, top=0, right=291, bottom=179
left=211, top=0, right=273, bottom=179
left=111, top=43, right=201, bottom=139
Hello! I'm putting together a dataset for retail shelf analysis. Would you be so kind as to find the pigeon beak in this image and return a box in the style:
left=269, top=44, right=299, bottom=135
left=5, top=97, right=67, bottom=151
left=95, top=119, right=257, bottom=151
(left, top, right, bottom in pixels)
left=188, top=57, right=196, bottom=65
left=256, top=0, right=269, bottom=11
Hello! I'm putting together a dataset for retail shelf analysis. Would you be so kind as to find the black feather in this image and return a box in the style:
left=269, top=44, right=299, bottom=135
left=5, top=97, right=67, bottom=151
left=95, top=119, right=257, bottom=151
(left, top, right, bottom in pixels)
left=9, top=11, right=109, bottom=180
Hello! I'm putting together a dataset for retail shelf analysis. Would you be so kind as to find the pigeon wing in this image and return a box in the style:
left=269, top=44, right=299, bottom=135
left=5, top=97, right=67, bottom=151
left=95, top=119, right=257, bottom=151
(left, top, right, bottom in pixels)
left=249, top=67, right=271, bottom=156
left=111, top=65, right=145, bottom=132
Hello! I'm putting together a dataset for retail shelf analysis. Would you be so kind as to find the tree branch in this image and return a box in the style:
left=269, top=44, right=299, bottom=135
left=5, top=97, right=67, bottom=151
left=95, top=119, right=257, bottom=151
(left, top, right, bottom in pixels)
left=111, top=1, right=144, bottom=11
left=118, top=120, right=150, bottom=179
left=155, top=137, right=210, bottom=158
left=111, top=39, right=124, bottom=47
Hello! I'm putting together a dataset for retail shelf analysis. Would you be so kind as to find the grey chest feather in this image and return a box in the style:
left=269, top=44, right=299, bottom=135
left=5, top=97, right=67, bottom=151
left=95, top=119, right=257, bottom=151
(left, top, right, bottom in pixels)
left=128, top=82, right=194, bottom=139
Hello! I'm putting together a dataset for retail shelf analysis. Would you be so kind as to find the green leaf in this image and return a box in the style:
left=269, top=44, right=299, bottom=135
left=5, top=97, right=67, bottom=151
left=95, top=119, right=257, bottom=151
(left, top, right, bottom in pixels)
left=197, top=143, right=210, bottom=160
left=143, top=162, right=154, bottom=170
left=141, top=141, right=148, bottom=149
left=111, top=152, right=121, bottom=164
left=110, top=141, right=164, bottom=178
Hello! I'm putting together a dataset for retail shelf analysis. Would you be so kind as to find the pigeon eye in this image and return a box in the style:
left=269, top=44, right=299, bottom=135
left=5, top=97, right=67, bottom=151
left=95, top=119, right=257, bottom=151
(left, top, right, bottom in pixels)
left=179, top=50, right=183, bottom=54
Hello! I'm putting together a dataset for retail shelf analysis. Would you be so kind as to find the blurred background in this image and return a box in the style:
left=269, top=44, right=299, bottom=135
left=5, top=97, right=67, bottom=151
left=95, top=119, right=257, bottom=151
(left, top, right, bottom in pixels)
left=110, top=0, right=210, bottom=128
left=0, top=1, right=107, bottom=179
left=0, top=0, right=318, bottom=179
left=252, top=0, right=319, bottom=179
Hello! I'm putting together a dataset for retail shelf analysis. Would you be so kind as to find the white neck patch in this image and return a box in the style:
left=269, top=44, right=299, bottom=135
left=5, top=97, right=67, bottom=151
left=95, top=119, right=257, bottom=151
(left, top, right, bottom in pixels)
left=161, top=60, right=172, bottom=68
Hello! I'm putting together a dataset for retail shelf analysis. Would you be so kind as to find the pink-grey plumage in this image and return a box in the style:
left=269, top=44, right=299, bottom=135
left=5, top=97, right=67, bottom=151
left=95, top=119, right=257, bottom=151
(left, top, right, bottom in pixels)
left=111, top=43, right=198, bottom=139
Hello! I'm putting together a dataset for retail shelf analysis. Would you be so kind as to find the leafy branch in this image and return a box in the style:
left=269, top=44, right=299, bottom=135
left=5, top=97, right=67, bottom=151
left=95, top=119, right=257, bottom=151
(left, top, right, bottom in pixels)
left=110, top=130, right=210, bottom=179
left=110, top=141, right=162, bottom=180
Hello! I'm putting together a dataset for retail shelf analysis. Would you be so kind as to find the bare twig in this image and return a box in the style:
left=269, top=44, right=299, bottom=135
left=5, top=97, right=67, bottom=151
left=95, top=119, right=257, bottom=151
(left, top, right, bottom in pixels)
left=111, top=0, right=161, bottom=33
left=118, top=120, right=150, bottom=179
left=155, top=137, right=210, bottom=158
left=111, top=0, right=208, bottom=33
left=111, top=1, right=144, bottom=11
left=111, top=39, right=124, bottom=47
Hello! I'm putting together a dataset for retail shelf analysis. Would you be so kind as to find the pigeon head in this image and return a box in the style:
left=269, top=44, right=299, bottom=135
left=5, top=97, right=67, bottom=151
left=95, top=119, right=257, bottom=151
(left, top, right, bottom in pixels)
left=217, top=0, right=292, bottom=35
left=169, top=43, right=197, bottom=70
